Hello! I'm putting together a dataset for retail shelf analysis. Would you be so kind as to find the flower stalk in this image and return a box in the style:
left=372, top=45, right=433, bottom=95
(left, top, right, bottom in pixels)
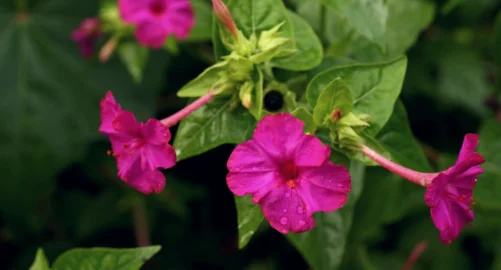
left=360, top=145, right=437, bottom=187
left=160, top=90, right=215, bottom=127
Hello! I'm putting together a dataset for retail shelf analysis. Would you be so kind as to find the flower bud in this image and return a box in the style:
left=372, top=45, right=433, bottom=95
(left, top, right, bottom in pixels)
left=239, top=81, right=254, bottom=109
left=330, top=109, right=342, bottom=122
left=225, top=53, right=254, bottom=81
left=212, top=0, right=238, bottom=39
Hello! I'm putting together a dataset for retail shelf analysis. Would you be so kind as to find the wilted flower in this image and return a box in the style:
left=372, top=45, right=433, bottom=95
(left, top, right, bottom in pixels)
left=71, top=17, right=101, bottom=58
left=226, top=113, right=351, bottom=234
left=118, top=0, right=195, bottom=48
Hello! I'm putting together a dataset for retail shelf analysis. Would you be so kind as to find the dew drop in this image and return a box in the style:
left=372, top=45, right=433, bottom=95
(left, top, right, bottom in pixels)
left=282, top=208, right=288, bottom=213
left=280, top=217, right=288, bottom=225
left=299, top=220, right=306, bottom=226
left=285, top=192, right=291, bottom=198
left=297, top=206, right=304, bottom=214
left=328, top=179, right=332, bottom=183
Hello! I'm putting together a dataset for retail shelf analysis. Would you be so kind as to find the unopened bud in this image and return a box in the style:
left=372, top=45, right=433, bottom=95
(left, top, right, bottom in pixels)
left=330, top=109, right=342, bottom=122
left=239, top=81, right=254, bottom=109
left=99, top=36, right=119, bottom=63
left=212, top=0, right=238, bottom=39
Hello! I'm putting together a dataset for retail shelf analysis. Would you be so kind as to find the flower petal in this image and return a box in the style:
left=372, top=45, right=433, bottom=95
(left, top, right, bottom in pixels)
left=118, top=0, right=149, bottom=23
left=293, top=135, right=330, bottom=167
left=437, top=202, right=474, bottom=244
left=252, top=113, right=305, bottom=160
left=113, top=111, right=141, bottom=135
left=457, top=134, right=480, bottom=162
left=141, top=119, right=172, bottom=144
left=424, top=173, right=448, bottom=207
left=135, top=21, right=169, bottom=49
left=260, top=187, right=315, bottom=234
left=226, top=171, right=277, bottom=199
left=125, top=167, right=166, bottom=194
left=227, top=140, right=276, bottom=173
left=260, top=185, right=315, bottom=234
left=297, top=161, right=351, bottom=212
left=99, top=91, right=122, bottom=135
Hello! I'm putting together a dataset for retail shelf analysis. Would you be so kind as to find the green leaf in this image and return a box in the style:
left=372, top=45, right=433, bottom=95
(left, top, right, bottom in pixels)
left=118, top=42, right=149, bottom=83
left=475, top=118, right=501, bottom=209
left=442, top=0, right=465, bottom=14
left=248, top=68, right=264, bottom=120
left=52, top=246, right=161, bottom=270
left=29, top=249, right=50, bottom=270
left=323, top=0, right=388, bottom=48
left=235, top=195, right=264, bottom=249
left=496, top=12, right=501, bottom=71
left=288, top=161, right=365, bottom=270
left=227, top=0, right=293, bottom=43
left=291, top=107, right=317, bottom=134
left=437, top=48, right=490, bottom=117
left=312, top=78, right=352, bottom=126
left=177, top=62, right=226, bottom=97
left=0, top=0, right=168, bottom=232
left=185, top=0, right=213, bottom=41
left=270, top=11, right=323, bottom=71
left=307, top=56, right=407, bottom=136
left=328, top=0, right=435, bottom=62
left=173, top=98, right=255, bottom=161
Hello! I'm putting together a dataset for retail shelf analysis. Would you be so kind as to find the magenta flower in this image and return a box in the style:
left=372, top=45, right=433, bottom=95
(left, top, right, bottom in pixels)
left=226, top=113, right=351, bottom=234
left=99, top=91, right=176, bottom=194
left=118, top=0, right=195, bottom=48
left=71, top=17, right=101, bottom=58
left=424, top=134, right=485, bottom=244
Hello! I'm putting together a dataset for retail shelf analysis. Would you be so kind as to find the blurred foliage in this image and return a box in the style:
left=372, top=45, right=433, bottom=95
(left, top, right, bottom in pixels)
left=0, top=0, right=500, bottom=269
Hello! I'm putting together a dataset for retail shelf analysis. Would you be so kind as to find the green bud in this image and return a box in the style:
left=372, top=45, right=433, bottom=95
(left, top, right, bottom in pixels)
left=249, top=21, right=294, bottom=63
left=337, top=126, right=364, bottom=150
left=239, top=80, right=254, bottom=109
left=224, top=52, right=254, bottom=81
left=338, top=112, right=370, bottom=128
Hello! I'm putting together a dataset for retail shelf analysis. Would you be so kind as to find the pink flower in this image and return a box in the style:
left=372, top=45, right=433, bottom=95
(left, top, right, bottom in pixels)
left=99, top=91, right=176, bottom=194
left=71, top=17, right=101, bottom=58
left=424, top=134, right=485, bottom=244
left=118, top=0, right=195, bottom=48
left=226, top=113, right=351, bottom=234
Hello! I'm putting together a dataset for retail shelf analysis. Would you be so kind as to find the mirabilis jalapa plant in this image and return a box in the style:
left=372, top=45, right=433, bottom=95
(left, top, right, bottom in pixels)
left=92, top=0, right=486, bottom=263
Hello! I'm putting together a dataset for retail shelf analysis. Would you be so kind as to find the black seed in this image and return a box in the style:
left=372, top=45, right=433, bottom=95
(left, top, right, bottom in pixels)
left=264, top=90, right=284, bottom=111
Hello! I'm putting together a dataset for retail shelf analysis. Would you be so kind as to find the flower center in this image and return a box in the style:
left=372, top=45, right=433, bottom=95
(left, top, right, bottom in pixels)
left=279, top=161, right=299, bottom=188
left=149, top=0, right=167, bottom=16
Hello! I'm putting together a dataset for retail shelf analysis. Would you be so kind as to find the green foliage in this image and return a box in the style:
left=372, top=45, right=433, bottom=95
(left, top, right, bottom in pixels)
left=0, top=0, right=168, bottom=236
left=234, top=195, right=264, bottom=249
left=475, top=118, right=501, bottom=209
left=3, top=0, right=501, bottom=269
left=312, top=78, right=353, bottom=126
left=118, top=42, right=149, bottom=83
left=271, top=11, right=323, bottom=71
left=173, top=98, right=255, bottom=161
left=29, top=249, right=50, bottom=270
left=323, top=0, right=388, bottom=48
left=51, top=246, right=161, bottom=270
left=307, top=56, right=408, bottom=136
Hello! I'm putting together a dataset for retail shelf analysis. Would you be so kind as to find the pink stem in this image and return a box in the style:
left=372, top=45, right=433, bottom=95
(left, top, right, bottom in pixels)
left=402, top=241, right=428, bottom=270
left=161, top=90, right=215, bottom=128
left=360, top=145, right=437, bottom=187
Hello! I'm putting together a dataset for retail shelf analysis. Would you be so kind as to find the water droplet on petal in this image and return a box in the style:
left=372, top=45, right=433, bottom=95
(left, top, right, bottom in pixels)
left=285, top=192, right=291, bottom=198
left=282, top=208, right=288, bottom=213
left=328, top=179, right=332, bottom=183
left=297, top=206, right=304, bottom=214
left=299, top=220, right=306, bottom=226
left=280, top=217, right=288, bottom=225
